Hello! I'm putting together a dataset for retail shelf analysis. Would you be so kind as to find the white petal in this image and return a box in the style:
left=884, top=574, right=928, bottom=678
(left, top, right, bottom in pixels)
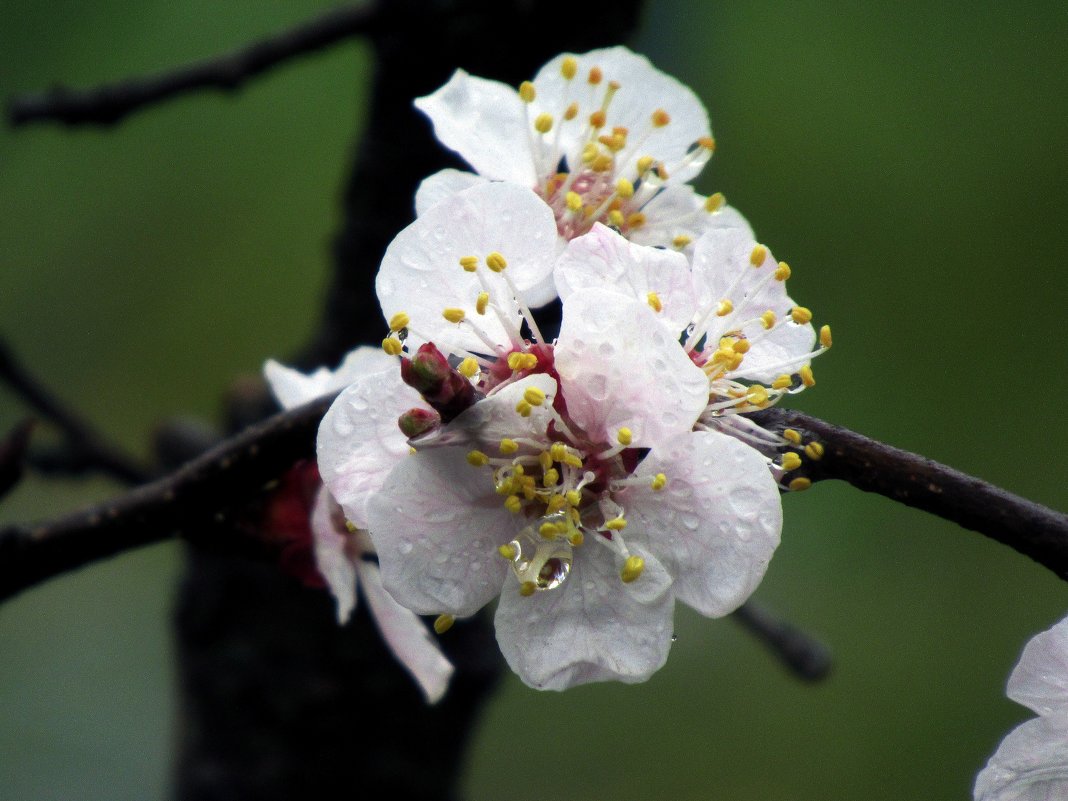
left=494, top=544, right=674, bottom=690
left=414, top=168, right=489, bottom=217
left=1008, top=615, right=1068, bottom=717
left=974, top=714, right=1068, bottom=801
left=414, top=70, right=537, bottom=185
left=619, top=430, right=782, bottom=617
left=532, top=47, right=711, bottom=183
left=554, top=288, right=708, bottom=446
left=355, top=560, right=455, bottom=704
left=366, top=446, right=517, bottom=617
left=309, top=487, right=358, bottom=624
left=263, top=346, right=394, bottom=410
left=628, top=185, right=754, bottom=249
left=316, top=366, right=426, bottom=529
left=376, top=182, right=559, bottom=355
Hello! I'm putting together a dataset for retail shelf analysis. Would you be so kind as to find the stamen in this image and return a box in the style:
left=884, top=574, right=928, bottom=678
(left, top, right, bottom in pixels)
left=504, top=495, right=522, bottom=514
left=620, top=555, right=645, bottom=583
left=381, top=337, right=403, bottom=356
left=749, top=245, right=768, bottom=266
left=534, top=113, right=554, bottom=134
left=651, top=109, right=671, bottom=127
left=485, top=252, right=507, bottom=272
left=788, top=477, right=812, bottom=492
left=800, top=365, right=816, bottom=387
left=433, top=614, right=455, bottom=634
left=791, top=306, right=813, bottom=325
left=561, top=57, right=578, bottom=80
left=781, top=452, right=802, bottom=471
left=774, top=261, right=791, bottom=281
left=704, top=192, right=725, bottom=212
left=459, top=255, right=479, bottom=272
left=820, top=325, right=833, bottom=348
left=475, top=292, right=490, bottom=315
left=616, top=427, right=633, bottom=446
left=442, top=307, right=466, bottom=323
left=783, top=429, right=802, bottom=445
left=651, top=473, right=667, bottom=491
left=388, top=312, right=410, bottom=331
left=672, top=235, right=692, bottom=249
left=804, top=442, right=825, bottom=460
left=519, top=81, right=536, bottom=103
left=457, top=357, right=480, bottom=378
left=466, top=450, right=489, bottom=467
left=646, top=292, right=663, bottom=313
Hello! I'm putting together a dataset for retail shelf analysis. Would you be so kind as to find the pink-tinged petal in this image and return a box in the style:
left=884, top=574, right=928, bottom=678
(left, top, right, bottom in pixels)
left=494, top=545, right=674, bottom=690
left=619, top=430, right=782, bottom=617
left=316, top=367, right=426, bottom=530
left=974, top=713, right=1068, bottom=801
left=309, top=487, right=358, bottom=624
left=355, top=560, right=455, bottom=704
left=366, top=446, right=516, bottom=617
left=555, top=224, right=696, bottom=335
left=264, top=346, right=395, bottom=410
left=414, top=169, right=489, bottom=217
left=628, top=185, right=754, bottom=249
left=376, top=182, right=559, bottom=354
left=554, top=289, right=708, bottom=446
left=414, top=70, right=537, bottom=186
left=1008, top=615, right=1068, bottom=717
left=532, top=47, right=710, bottom=183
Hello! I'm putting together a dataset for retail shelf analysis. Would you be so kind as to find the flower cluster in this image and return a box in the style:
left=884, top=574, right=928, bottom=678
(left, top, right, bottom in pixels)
left=266, top=47, right=831, bottom=693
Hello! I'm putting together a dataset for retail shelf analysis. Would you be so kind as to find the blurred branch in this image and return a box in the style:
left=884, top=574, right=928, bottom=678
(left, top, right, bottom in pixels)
left=754, top=407, right=1068, bottom=580
left=7, top=4, right=382, bottom=128
left=0, top=338, right=149, bottom=484
left=732, top=601, right=832, bottom=682
left=0, top=419, right=34, bottom=501
left=0, top=393, right=332, bottom=604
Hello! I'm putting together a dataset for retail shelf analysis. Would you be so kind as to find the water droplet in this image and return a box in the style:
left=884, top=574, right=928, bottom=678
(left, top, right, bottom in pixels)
left=400, top=542, right=414, bottom=555
left=671, top=633, right=679, bottom=642
left=680, top=512, right=701, bottom=531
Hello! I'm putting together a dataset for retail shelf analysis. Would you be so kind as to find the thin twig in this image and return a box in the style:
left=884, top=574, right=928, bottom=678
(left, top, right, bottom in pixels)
left=0, top=420, right=34, bottom=501
left=754, top=407, right=1068, bottom=579
left=0, top=339, right=150, bottom=484
left=732, top=601, right=832, bottom=682
left=7, top=4, right=382, bottom=128
left=0, top=393, right=333, bottom=603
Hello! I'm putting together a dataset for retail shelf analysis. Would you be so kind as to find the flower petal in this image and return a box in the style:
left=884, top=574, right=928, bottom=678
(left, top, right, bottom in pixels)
left=366, top=446, right=516, bottom=616
left=309, top=487, right=358, bottom=624
left=494, top=544, right=674, bottom=690
left=1008, top=615, right=1068, bottom=717
left=376, top=182, right=560, bottom=354
left=355, top=560, right=455, bottom=704
left=414, top=70, right=537, bottom=185
left=974, top=713, right=1068, bottom=801
left=414, top=168, right=489, bottom=217
left=554, top=288, right=708, bottom=446
left=555, top=223, right=696, bottom=335
left=619, top=430, right=782, bottom=617
left=316, top=365, right=426, bottom=530
left=264, top=346, right=395, bottom=410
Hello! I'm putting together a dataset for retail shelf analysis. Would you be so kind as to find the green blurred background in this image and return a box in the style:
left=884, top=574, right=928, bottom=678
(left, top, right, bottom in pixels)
left=1, top=1, right=1065, bottom=798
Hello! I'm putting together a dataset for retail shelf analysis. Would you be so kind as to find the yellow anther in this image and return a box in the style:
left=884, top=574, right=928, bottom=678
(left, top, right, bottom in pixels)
left=564, top=102, right=579, bottom=121
left=475, top=291, right=490, bottom=316
left=646, top=291, right=663, bottom=313
left=409, top=446, right=417, bottom=455
left=507, top=352, right=527, bottom=371
left=443, top=307, right=465, bottom=323
left=568, top=531, right=584, bottom=547
left=715, top=299, right=733, bottom=317
left=607, top=80, right=621, bottom=92
left=523, top=386, right=546, bottom=406
left=760, top=310, right=777, bottom=329
left=543, top=468, right=560, bottom=487
left=804, top=442, right=825, bottom=461
left=590, top=110, right=607, bottom=129
left=515, top=400, right=533, bottom=417
left=774, top=261, right=792, bottom=281
left=791, top=306, right=813, bottom=325
left=600, top=132, right=627, bottom=151
left=588, top=66, right=603, bottom=84
left=549, top=442, right=569, bottom=462
left=783, top=429, right=802, bottom=445
left=486, top=252, right=507, bottom=272
left=800, top=365, right=816, bottom=387
left=746, top=385, right=770, bottom=405
left=519, top=81, right=536, bottom=103
left=504, top=495, right=522, bottom=514
left=519, top=581, right=537, bottom=597
left=540, top=521, right=560, bottom=538
left=750, top=244, right=768, bottom=266
left=731, top=338, right=751, bottom=354
left=656, top=163, right=670, bottom=180
left=345, top=520, right=359, bottom=533
left=388, top=312, right=410, bottom=331
left=771, top=374, right=793, bottom=390
left=513, top=464, right=525, bottom=476
left=565, top=489, right=582, bottom=507
left=458, top=357, right=480, bottom=378
left=819, top=325, right=833, bottom=349
left=459, top=255, right=479, bottom=272
left=546, top=493, right=567, bottom=514
left=591, top=153, right=613, bottom=172
left=615, top=177, right=635, bottom=199
left=698, top=135, right=716, bottom=151
left=563, top=453, right=584, bottom=469
left=565, top=191, right=583, bottom=212
left=538, top=450, right=553, bottom=471
left=636, top=155, right=655, bottom=173
left=781, top=451, right=802, bottom=471
left=581, top=142, right=598, bottom=165
left=522, top=353, right=538, bottom=369
left=466, top=450, right=489, bottom=467
left=651, top=108, right=671, bottom=127
left=496, top=477, right=517, bottom=496
left=704, top=192, right=725, bottom=212
left=433, top=614, right=455, bottom=634
left=788, top=477, right=813, bottom=492
left=534, top=112, right=554, bottom=133
left=499, top=438, right=519, bottom=455
left=626, top=212, right=646, bottom=229
left=561, top=56, right=578, bottom=80
left=608, top=209, right=625, bottom=227
left=605, top=517, right=628, bottom=531
left=381, top=336, right=403, bottom=356
left=672, top=235, right=692, bottom=249
left=651, top=473, right=667, bottom=491
left=617, top=427, right=633, bottom=446
left=620, top=555, right=645, bottom=583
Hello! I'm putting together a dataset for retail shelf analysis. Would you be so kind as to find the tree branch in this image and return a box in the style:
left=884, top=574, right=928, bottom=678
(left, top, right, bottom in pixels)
left=732, top=601, right=832, bottom=682
left=7, top=4, right=382, bottom=128
left=754, top=406, right=1068, bottom=579
left=0, top=393, right=332, bottom=603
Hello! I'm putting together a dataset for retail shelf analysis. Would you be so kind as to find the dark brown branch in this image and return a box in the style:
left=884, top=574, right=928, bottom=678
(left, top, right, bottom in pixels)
left=0, top=393, right=333, bottom=603
left=754, top=407, right=1068, bottom=579
left=0, top=339, right=149, bottom=484
left=7, top=4, right=381, bottom=128
left=0, top=419, right=34, bottom=501
left=732, top=601, right=832, bottom=682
